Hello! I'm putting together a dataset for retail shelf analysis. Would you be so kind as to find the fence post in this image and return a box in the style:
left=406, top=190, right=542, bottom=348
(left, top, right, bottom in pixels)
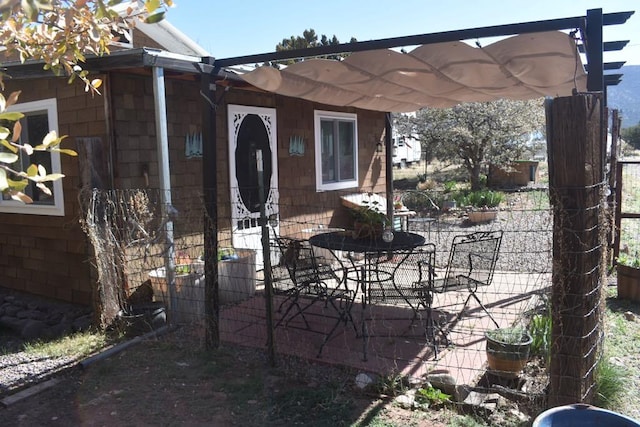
left=546, top=93, right=606, bottom=406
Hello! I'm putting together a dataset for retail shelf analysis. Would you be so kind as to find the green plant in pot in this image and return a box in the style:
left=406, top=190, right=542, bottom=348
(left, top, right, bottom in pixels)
left=350, top=199, right=389, bottom=239
left=616, top=252, right=640, bottom=302
left=459, top=190, right=504, bottom=223
left=485, top=326, right=533, bottom=378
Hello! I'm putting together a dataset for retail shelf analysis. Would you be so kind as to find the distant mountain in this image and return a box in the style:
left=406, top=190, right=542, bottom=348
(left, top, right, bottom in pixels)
left=608, top=65, right=640, bottom=128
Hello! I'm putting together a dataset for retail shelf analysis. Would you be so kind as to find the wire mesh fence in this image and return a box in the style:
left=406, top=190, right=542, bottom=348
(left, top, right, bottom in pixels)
left=84, top=184, right=604, bottom=410
left=617, top=161, right=640, bottom=259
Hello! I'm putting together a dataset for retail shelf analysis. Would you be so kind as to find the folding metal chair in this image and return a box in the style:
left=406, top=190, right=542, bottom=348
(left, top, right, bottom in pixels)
left=432, top=230, right=503, bottom=328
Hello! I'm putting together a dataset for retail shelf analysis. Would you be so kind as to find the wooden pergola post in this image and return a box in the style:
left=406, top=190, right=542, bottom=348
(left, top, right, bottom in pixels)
left=546, top=93, right=606, bottom=406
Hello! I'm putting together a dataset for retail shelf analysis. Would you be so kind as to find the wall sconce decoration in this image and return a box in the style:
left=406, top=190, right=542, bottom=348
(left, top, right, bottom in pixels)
left=289, top=135, right=305, bottom=156
left=185, top=132, right=203, bottom=158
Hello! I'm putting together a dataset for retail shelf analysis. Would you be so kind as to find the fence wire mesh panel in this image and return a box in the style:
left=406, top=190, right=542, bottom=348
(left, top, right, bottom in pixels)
left=85, top=184, right=611, bottom=411
left=618, top=162, right=640, bottom=258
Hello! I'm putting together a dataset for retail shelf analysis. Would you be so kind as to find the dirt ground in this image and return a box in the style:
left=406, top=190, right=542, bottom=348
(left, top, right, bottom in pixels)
left=0, top=328, right=459, bottom=427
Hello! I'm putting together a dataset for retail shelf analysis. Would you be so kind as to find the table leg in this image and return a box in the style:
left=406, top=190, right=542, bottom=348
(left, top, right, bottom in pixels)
left=360, top=264, right=368, bottom=362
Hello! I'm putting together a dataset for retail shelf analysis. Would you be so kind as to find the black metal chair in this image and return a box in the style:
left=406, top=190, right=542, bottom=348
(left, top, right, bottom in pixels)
left=271, top=236, right=354, bottom=356
left=431, top=230, right=503, bottom=328
left=367, top=243, right=449, bottom=358
left=368, top=243, right=436, bottom=314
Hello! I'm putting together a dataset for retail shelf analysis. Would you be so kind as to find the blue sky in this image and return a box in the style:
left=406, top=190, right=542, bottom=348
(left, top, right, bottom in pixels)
left=166, top=0, right=639, bottom=65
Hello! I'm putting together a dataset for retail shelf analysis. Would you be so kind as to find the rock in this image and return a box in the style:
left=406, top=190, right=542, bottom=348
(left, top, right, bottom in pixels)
left=394, top=393, right=416, bottom=409
left=16, top=309, right=47, bottom=321
left=454, top=384, right=472, bottom=402
left=463, top=391, right=500, bottom=412
left=47, top=322, right=73, bottom=339
left=45, top=312, right=64, bottom=326
left=21, top=319, right=48, bottom=340
left=354, top=372, right=376, bottom=389
left=425, top=373, right=457, bottom=395
left=72, top=314, right=93, bottom=332
left=3, top=304, right=22, bottom=317
left=0, top=315, right=28, bottom=333
left=624, top=311, right=636, bottom=321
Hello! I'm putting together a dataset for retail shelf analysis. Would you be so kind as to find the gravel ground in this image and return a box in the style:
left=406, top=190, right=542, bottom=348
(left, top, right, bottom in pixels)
left=0, top=348, right=78, bottom=397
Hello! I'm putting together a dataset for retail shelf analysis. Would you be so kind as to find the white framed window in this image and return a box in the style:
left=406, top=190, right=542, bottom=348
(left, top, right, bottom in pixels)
left=314, top=110, right=358, bottom=191
left=0, top=98, right=65, bottom=216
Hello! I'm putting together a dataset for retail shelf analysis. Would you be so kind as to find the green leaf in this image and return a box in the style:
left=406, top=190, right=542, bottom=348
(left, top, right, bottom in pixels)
left=145, top=0, right=161, bottom=13
left=0, top=112, right=25, bottom=121
left=144, top=12, right=165, bottom=24
left=52, top=148, right=78, bottom=157
left=26, top=164, right=38, bottom=177
left=7, top=177, right=28, bottom=191
left=37, top=173, right=65, bottom=182
left=0, top=152, right=19, bottom=164
left=1, top=139, right=17, bottom=153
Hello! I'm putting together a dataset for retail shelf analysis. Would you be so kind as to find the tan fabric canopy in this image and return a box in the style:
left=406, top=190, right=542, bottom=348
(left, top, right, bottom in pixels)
left=240, top=31, right=587, bottom=112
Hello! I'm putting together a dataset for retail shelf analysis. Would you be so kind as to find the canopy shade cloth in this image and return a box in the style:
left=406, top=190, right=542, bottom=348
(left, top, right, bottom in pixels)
left=240, top=31, right=587, bottom=112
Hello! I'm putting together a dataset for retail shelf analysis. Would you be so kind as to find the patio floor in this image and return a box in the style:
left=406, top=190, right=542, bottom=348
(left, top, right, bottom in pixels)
left=219, top=271, right=549, bottom=386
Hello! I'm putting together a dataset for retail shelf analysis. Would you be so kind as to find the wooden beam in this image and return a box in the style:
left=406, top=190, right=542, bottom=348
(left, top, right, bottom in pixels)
left=547, top=93, right=605, bottom=406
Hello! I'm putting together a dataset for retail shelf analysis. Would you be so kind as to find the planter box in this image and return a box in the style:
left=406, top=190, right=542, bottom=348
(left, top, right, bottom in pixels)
left=468, top=210, right=498, bottom=224
left=617, top=264, right=640, bottom=302
left=218, top=249, right=257, bottom=304
left=149, top=262, right=205, bottom=323
left=148, top=249, right=257, bottom=321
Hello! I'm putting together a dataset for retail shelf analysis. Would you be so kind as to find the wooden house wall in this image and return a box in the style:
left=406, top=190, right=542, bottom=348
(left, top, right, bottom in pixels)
left=0, top=77, right=107, bottom=304
left=0, top=73, right=387, bottom=305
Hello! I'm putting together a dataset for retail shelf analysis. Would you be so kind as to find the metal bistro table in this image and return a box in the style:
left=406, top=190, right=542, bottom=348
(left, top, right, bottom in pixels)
left=309, top=230, right=426, bottom=360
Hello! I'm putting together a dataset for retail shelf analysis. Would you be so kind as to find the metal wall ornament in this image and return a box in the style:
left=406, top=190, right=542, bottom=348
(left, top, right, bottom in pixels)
left=288, top=135, right=305, bottom=156
left=185, top=132, right=203, bottom=158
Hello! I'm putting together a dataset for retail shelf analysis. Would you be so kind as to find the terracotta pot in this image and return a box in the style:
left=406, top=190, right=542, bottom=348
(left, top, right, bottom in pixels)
left=485, top=328, right=532, bottom=378
left=468, top=210, right=497, bottom=223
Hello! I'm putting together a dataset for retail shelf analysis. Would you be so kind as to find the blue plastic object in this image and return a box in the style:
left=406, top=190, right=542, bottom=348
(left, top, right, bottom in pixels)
left=533, top=404, right=640, bottom=427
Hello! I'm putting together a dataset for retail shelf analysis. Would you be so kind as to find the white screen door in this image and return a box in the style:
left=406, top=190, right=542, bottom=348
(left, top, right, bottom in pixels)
left=227, top=105, right=279, bottom=268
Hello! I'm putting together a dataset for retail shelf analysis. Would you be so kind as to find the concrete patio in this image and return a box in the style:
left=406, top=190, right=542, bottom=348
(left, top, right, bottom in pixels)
left=219, top=271, right=550, bottom=386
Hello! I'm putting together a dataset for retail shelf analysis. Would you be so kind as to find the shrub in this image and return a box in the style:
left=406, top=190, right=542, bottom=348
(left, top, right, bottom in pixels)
left=456, top=190, right=504, bottom=209
left=594, top=357, right=626, bottom=409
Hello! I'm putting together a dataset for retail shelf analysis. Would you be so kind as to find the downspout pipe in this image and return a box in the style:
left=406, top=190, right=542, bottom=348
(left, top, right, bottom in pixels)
left=152, top=66, right=177, bottom=322
left=385, top=113, right=394, bottom=227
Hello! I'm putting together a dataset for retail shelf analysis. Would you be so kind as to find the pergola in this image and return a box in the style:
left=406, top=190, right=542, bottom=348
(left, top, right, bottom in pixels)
left=199, top=8, right=634, bottom=253
left=197, top=8, right=634, bottom=405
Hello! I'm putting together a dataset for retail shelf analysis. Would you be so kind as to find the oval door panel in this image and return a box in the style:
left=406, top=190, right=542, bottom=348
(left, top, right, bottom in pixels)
left=235, top=114, right=273, bottom=213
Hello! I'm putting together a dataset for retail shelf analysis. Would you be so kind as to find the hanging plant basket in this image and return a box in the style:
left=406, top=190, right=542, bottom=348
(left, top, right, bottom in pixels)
left=485, top=327, right=532, bottom=378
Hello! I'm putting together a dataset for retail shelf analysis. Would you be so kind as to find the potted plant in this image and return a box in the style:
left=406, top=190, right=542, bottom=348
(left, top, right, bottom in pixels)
left=616, top=252, right=640, bottom=302
left=350, top=199, right=389, bottom=239
left=460, top=190, right=504, bottom=223
left=485, top=326, right=533, bottom=378
left=441, top=181, right=458, bottom=211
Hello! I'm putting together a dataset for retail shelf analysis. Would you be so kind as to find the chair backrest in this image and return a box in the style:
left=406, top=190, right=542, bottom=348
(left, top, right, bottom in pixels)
left=442, top=230, right=502, bottom=290
left=273, top=237, right=316, bottom=283
left=370, top=243, right=436, bottom=307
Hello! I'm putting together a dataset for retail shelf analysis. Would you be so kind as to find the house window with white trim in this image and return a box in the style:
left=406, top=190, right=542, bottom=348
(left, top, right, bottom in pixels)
left=314, top=110, right=358, bottom=191
left=0, top=98, right=65, bottom=216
